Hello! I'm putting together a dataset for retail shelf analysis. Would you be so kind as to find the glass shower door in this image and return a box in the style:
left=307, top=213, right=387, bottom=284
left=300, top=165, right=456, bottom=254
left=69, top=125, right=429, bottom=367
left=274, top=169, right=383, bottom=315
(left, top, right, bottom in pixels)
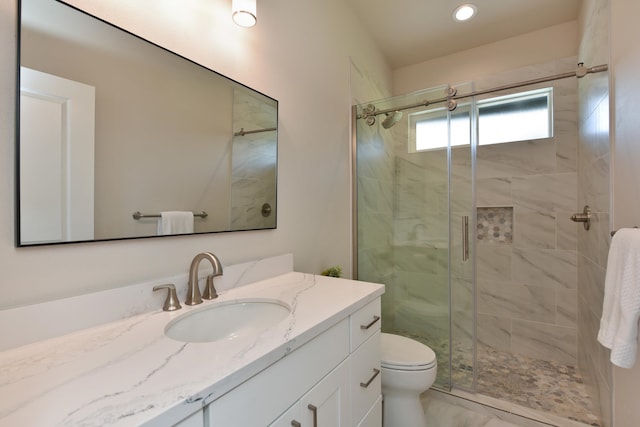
left=354, top=85, right=476, bottom=391
left=448, top=98, right=476, bottom=391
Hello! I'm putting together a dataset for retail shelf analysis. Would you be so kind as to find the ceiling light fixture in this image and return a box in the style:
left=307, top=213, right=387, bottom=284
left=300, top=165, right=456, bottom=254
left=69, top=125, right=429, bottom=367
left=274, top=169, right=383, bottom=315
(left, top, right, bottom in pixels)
left=232, top=0, right=257, bottom=27
left=452, top=4, right=477, bottom=22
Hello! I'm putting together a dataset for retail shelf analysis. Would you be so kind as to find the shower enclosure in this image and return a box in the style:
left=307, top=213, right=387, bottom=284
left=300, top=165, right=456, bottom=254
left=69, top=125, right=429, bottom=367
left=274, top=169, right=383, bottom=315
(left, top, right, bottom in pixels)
left=352, top=60, right=608, bottom=425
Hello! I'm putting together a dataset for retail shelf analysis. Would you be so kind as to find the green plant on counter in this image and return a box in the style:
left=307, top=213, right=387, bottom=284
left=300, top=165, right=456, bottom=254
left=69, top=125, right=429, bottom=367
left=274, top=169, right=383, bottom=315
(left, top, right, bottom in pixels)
left=320, top=265, right=342, bottom=278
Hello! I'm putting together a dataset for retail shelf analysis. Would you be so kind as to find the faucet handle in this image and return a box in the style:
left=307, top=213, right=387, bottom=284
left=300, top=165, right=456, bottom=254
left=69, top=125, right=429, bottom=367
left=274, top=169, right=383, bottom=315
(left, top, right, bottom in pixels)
left=202, top=275, right=219, bottom=300
left=153, top=284, right=182, bottom=311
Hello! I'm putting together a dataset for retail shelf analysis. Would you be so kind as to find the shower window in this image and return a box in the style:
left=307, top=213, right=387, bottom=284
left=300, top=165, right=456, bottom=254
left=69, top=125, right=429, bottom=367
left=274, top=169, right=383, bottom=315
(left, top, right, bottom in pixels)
left=409, top=108, right=471, bottom=152
left=409, top=87, right=553, bottom=152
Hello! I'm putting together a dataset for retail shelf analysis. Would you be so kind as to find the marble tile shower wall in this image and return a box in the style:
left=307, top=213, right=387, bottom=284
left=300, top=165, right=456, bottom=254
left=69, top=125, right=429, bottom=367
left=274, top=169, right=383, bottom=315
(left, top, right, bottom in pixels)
left=576, top=0, right=611, bottom=424
left=473, top=57, right=581, bottom=366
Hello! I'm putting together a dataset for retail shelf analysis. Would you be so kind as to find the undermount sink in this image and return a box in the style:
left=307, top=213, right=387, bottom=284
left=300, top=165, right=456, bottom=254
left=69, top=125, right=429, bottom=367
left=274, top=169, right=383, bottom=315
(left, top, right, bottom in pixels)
left=165, top=299, right=291, bottom=343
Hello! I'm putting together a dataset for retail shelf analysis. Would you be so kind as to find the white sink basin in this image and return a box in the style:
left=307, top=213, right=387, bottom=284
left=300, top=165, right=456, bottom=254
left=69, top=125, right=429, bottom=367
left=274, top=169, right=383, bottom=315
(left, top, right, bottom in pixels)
left=165, top=299, right=291, bottom=343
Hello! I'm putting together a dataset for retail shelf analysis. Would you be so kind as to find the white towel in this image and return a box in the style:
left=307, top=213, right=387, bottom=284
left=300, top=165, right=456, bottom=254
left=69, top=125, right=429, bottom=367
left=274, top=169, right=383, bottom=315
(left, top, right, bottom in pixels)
left=156, top=211, right=194, bottom=235
left=597, top=228, right=640, bottom=368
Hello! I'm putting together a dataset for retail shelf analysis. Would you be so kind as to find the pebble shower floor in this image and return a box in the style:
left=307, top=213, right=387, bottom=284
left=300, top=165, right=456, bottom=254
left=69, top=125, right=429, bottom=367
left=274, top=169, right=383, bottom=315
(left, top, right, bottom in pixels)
left=473, top=345, right=601, bottom=426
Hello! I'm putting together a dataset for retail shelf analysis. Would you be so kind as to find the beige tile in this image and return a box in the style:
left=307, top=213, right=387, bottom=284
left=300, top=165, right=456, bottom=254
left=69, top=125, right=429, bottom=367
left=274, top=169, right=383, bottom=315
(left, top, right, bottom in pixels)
left=595, top=212, right=610, bottom=268
left=477, top=177, right=513, bottom=206
left=477, top=244, right=512, bottom=281
left=478, top=280, right=555, bottom=323
left=557, top=211, right=578, bottom=250
left=555, top=131, right=578, bottom=174
left=512, top=248, right=577, bottom=289
left=587, top=155, right=610, bottom=214
left=514, top=210, right=556, bottom=249
left=451, top=178, right=474, bottom=212
left=451, top=276, right=473, bottom=311
left=512, top=173, right=577, bottom=215
left=553, top=87, right=578, bottom=135
left=511, top=319, right=577, bottom=364
left=476, top=139, right=556, bottom=180
left=478, top=314, right=511, bottom=352
left=452, top=308, right=474, bottom=343
left=557, top=289, right=577, bottom=327
left=578, top=255, right=606, bottom=319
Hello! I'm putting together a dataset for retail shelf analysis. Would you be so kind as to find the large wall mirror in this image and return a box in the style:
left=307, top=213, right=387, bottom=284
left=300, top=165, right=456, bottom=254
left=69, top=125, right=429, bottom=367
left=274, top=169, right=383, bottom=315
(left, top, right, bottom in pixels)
left=17, top=0, right=278, bottom=247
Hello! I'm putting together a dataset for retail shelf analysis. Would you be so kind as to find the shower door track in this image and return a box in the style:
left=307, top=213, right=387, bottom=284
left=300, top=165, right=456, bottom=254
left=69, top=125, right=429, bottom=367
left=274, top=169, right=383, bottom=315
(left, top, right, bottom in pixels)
left=355, top=63, right=608, bottom=119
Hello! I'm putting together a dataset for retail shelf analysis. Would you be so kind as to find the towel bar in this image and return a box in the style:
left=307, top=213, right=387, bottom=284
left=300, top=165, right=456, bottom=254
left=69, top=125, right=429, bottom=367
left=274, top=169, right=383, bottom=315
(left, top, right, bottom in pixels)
left=132, top=211, right=208, bottom=220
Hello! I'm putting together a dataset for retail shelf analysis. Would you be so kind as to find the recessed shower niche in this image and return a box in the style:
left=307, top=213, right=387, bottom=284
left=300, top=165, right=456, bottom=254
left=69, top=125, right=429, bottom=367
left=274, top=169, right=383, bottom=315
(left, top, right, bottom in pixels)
left=476, top=206, right=513, bottom=244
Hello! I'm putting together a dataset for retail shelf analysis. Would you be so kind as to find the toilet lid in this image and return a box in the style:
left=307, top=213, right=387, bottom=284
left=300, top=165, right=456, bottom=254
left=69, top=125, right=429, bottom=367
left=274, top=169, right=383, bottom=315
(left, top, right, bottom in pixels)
left=381, top=333, right=437, bottom=371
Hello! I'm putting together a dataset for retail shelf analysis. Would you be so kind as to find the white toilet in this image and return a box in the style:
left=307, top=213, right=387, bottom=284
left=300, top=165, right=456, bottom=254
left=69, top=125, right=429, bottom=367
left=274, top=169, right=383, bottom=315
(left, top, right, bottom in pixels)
left=380, top=333, right=437, bottom=427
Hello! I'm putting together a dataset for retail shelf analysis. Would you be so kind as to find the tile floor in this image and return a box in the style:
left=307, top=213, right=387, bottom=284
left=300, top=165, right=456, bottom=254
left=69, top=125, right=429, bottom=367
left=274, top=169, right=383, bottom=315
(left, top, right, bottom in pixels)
left=422, top=388, right=600, bottom=427
left=422, top=392, right=534, bottom=427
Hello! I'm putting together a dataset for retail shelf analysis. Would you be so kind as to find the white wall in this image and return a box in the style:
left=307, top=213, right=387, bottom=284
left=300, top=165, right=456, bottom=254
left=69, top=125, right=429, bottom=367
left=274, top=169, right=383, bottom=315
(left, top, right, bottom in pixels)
left=0, top=0, right=391, bottom=308
left=392, top=21, right=579, bottom=95
left=610, top=0, right=640, bottom=425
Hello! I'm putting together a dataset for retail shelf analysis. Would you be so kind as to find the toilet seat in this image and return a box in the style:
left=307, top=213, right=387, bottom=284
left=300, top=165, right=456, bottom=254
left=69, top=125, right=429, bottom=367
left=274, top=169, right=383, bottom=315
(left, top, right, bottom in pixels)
left=381, top=333, right=437, bottom=371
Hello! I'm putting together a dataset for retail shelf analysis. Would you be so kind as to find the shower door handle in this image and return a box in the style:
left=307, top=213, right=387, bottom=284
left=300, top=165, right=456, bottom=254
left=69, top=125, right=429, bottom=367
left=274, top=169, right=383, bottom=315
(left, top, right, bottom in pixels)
left=462, top=215, right=469, bottom=262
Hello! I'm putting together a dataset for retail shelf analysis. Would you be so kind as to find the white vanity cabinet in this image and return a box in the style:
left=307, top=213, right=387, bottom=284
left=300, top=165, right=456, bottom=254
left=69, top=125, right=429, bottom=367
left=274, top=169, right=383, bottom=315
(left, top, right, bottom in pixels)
left=204, top=298, right=382, bottom=427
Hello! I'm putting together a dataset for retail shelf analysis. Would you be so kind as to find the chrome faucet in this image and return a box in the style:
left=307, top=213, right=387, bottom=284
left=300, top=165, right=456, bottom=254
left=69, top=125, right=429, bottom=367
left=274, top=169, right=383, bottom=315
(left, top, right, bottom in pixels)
left=185, top=252, right=224, bottom=305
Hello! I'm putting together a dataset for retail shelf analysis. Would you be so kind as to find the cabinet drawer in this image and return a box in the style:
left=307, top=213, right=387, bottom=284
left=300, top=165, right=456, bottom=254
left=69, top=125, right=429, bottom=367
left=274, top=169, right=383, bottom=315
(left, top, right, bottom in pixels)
left=350, top=298, right=381, bottom=351
left=351, top=331, right=381, bottom=425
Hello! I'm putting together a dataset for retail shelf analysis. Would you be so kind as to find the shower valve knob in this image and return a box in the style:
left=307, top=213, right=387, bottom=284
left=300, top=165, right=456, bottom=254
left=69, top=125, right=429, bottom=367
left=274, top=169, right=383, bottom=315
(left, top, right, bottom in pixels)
left=570, top=205, right=591, bottom=230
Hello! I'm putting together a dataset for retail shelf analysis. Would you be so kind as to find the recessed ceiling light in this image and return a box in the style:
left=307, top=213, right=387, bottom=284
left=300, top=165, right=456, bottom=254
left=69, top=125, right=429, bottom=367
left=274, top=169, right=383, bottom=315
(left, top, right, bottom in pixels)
left=453, top=4, right=477, bottom=22
left=232, top=0, right=257, bottom=27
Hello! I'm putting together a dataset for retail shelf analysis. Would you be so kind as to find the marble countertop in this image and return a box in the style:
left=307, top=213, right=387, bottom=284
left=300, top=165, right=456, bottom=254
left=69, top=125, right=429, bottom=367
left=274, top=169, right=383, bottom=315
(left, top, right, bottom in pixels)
left=0, top=272, right=384, bottom=426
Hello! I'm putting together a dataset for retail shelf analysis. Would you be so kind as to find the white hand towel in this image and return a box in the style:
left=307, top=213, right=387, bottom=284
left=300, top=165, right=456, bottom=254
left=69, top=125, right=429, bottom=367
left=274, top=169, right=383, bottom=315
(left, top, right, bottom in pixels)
left=156, top=211, right=194, bottom=235
left=597, top=228, right=640, bottom=368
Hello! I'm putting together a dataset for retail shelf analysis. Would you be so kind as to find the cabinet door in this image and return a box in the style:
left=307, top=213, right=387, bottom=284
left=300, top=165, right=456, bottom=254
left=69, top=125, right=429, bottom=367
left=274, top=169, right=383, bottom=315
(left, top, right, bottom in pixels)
left=269, top=403, right=301, bottom=427
left=351, top=331, right=381, bottom=425
left=299, top=359, right=350, bottom=427
left=357, top=395, right=382, bottom=427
